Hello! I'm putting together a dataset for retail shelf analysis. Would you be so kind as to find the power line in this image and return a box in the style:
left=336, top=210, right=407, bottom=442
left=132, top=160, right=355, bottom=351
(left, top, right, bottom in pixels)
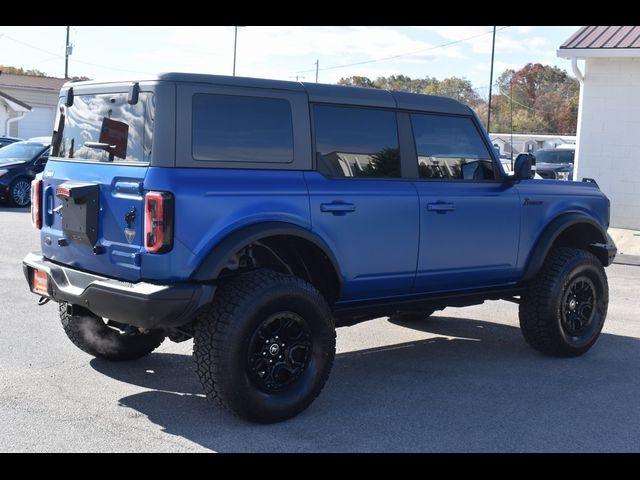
left=0, top=32, right=154, bottom=76
left=0, top=33, right=63, bottom=59
left=295, top=26, right=510, bottom=74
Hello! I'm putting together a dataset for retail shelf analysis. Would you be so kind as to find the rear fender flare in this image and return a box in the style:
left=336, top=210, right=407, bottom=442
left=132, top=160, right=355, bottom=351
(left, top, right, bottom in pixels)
left=191, top=221, right=343, bottom=292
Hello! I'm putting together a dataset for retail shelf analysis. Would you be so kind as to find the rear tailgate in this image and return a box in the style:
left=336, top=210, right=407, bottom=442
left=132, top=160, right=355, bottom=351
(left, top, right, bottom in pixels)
left=40, top=159, right=147, bottom=281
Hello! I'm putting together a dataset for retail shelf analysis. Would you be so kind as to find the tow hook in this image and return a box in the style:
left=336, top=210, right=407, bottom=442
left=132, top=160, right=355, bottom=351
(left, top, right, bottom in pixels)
left=37, top=296, right=51, bottom=306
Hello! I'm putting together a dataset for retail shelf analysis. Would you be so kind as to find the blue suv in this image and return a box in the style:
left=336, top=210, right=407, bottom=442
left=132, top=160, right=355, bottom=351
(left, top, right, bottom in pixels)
left=23, top=74, right=616, bottom=423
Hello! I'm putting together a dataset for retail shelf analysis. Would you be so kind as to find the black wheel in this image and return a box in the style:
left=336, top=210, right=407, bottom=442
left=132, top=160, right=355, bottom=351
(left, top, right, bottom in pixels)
left=519, top=247, right=608, bottom=357
left=9, top=178, right=31, bottom=207
left=388, top=309, right=437, bottom=323
left=193, top=269, right=336, bottom=423
left=60, top=303, right=165, bottom=361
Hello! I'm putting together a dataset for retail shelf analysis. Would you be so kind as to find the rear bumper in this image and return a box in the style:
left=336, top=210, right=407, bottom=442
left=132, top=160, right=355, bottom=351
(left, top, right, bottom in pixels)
left=22, top=253, right=215, bottom=329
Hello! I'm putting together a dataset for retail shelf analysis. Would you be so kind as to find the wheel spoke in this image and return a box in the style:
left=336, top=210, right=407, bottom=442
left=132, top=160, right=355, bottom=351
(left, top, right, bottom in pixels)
left=247, top=311, right=311, bottom=392
left=561, top=276, right=597, bottom=336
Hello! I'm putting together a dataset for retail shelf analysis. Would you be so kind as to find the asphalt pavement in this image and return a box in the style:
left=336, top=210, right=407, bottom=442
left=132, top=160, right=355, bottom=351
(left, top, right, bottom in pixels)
left=1, top=206, right=639, bottom=452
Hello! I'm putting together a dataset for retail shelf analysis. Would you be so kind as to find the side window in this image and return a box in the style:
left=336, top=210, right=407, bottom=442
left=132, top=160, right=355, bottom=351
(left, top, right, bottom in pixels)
left=558, top=150, right=575, bottom=163
left=411, top=113, right=495, bottom=180
left=314, top=105, right=401, bottom=178
left=192, top=94, right=293, bottom=163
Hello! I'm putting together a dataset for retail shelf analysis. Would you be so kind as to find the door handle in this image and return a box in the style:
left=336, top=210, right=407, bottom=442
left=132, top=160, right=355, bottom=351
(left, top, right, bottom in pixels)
left=427, top=202, right=456, bottom=212
left=320, top=202, right=356, bottom=214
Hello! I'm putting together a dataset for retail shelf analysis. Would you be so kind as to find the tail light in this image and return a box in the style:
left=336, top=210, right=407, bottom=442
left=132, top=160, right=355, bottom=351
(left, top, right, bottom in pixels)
left=144, top=191, right=173, bottom=253
left=31, top=179, right=42, bottom=230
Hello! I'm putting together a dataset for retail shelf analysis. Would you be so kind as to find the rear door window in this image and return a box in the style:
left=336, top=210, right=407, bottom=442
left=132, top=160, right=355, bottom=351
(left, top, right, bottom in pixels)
left=313, top=105, right=401, bottom=178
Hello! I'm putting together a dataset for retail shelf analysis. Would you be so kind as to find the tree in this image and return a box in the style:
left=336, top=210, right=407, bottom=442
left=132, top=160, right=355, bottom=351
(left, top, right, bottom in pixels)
left=493, top=63, right=579, bottom=134
left=0, top=65, right=48, bottom=77
left=338, top=76, right=376, bottom=88
left=422, top=77, right=483, bottom=106
left=0, top=64, right=89, bottom=81
left=336, top=64, right=579, bottom=134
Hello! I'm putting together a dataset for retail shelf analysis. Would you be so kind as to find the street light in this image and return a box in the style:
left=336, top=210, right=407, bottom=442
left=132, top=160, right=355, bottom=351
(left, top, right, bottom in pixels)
left=233, top=26, right=245, bottom=76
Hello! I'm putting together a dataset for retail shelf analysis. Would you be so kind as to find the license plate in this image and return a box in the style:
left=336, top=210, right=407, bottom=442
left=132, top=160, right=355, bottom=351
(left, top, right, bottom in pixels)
left=32, top=269, right=49, bottom=296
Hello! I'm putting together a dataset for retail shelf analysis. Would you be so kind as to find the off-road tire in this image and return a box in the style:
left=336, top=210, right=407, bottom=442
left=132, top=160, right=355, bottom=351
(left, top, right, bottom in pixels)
left=519, top=247, right=608, bottom=357
left=193, top=269, right=336, bottom=423
left=60, top=303, right=165, bottom=361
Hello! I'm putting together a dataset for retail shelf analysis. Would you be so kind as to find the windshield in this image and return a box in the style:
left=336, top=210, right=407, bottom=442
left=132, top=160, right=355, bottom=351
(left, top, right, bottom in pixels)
left=0, top=142, right=46, bottom=163
left=535, top=149, right=575, bottom=164
left=52, top=92, right=154, bottom=163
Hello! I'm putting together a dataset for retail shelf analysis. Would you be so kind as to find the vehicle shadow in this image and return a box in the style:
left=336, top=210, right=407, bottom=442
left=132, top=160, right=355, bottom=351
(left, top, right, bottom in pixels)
left=0, top=206, right=30, bottom=213
left=90, top=316, right=640, bottom=452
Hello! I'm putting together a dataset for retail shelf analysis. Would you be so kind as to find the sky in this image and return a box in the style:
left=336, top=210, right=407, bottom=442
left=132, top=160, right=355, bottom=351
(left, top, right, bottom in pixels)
left=0, top=26, right=580, bottom=96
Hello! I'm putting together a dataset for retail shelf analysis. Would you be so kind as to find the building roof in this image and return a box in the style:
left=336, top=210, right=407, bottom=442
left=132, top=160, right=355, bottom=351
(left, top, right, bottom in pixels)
left=558, top=26, right=640, bottom=59
left=0, top=90, right=32, bottom=112
left=0, top=73, right=67, bottom=91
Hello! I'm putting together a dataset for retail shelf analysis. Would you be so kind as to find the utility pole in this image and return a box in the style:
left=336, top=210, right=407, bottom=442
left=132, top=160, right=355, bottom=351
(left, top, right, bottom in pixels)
left=232, top=26, right=245, bottom=76
left=487, top=25, right=497, bottom=133
left=289, top=75, right=305, bottom=82
left=315, top=59, right=319, bottom=83
left=65, top=26, right=70, bottom=79
left=510, top=72, right=514, bottom=170
left=233, top=26, right=238, bottom=76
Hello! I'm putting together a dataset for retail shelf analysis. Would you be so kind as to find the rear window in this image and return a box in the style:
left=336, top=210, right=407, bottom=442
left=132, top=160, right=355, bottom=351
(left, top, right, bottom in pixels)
left=192, top=94, right=294, bottom=163
left=52, top=92, right=154, bottom=163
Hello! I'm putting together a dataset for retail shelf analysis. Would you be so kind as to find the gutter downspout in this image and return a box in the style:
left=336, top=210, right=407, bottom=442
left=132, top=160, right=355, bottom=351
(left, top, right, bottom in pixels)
left=5, top=112, right=25, bottom=137
left=571, top=57, right=584, bottom=84
left=571, top=56, right=584, bottom=183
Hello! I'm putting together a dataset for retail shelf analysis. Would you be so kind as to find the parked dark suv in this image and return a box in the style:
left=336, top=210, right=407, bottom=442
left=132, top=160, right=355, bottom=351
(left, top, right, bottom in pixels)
left=534, top=146, right=575, bottom=180
left=23, top=74, right=616, bottom=423
left=0, top=136, right=22, bottom=149
left=0, top=138, right=50, bottom=206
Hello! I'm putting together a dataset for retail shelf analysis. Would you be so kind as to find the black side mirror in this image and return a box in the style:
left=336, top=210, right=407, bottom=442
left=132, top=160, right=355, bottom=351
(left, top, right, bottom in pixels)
left=514, top=153, right=536, bottom=180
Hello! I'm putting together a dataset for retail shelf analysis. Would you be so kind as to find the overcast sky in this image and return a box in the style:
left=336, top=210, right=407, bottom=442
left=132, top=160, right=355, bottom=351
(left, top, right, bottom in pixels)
left=0, top=26, right=579, bottom=95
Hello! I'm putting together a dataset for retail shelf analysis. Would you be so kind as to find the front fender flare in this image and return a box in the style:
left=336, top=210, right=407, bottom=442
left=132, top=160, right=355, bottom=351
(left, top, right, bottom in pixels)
left=521, top=213, right=607, bottom=282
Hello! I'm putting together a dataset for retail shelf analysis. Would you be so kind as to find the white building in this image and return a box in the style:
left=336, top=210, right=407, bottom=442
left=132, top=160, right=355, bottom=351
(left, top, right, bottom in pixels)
left=0, top=73, right=66, bottom=139
left=558, top=26, right=640, bottom=230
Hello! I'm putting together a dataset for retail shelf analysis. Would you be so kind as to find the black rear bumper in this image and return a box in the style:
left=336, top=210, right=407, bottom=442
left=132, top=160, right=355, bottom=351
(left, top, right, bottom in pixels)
left=22, top=253, right=215, bottom=329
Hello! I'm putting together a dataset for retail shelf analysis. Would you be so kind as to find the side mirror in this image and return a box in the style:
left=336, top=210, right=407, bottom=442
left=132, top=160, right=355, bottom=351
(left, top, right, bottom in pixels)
left=514, top=153, right=536, bottom=180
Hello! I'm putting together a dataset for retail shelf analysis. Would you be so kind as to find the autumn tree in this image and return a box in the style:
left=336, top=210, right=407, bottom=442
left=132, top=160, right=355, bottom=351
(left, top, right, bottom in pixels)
left=340, top=63, right=579, bottom=135
left=491, top=63, right=579, bottom=134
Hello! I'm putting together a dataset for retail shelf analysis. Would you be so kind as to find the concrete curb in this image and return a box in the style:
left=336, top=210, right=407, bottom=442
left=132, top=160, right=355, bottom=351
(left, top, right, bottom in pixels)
left=613, top=254, right=640, bottom=267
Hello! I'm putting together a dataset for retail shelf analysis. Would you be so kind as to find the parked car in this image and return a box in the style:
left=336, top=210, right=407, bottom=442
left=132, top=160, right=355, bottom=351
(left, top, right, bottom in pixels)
left=0, top=139, right=50, bottom=207
left=534, top=146, right=575, bottom=180
left=0, top=136, right=22, bottom=149
left=23, top=74, right=616, bottom=423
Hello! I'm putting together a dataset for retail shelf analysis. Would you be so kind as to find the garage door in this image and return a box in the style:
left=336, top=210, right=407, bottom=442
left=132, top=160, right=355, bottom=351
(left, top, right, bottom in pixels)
left=18, top=106, right=55, bottom=140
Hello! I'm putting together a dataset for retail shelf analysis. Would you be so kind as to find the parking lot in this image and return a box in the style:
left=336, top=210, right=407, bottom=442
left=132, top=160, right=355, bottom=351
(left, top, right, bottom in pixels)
left=1, top=206, right=639, bottom=452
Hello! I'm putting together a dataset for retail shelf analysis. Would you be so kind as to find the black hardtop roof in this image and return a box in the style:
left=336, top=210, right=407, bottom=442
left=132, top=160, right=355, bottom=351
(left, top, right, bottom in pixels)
left=65, top=72, right=472, bottom=115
